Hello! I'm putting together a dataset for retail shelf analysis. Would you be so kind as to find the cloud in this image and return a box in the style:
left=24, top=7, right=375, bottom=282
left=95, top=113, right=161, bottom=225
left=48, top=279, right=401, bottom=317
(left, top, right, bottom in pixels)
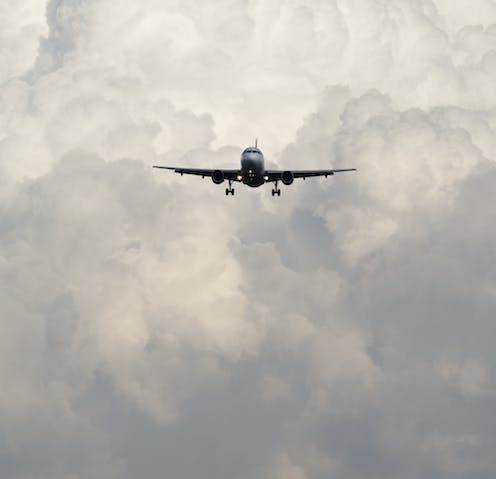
left=0, top=2, right=47, bottom=84
left=1, top=1, right=496, bottom=478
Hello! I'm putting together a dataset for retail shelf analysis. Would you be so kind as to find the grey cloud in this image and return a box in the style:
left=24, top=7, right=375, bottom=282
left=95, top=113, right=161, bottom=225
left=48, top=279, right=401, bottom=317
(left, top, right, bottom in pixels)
left=229, top=87, right=496, bottom=478
left=2, top=1, right=496, bottom=478
left=33, top=0, right=92, bottom=75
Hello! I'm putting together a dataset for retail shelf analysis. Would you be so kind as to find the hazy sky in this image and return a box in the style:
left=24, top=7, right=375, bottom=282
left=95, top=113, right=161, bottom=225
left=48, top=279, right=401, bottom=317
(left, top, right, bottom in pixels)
left=1, top=1, right=496, bottom=478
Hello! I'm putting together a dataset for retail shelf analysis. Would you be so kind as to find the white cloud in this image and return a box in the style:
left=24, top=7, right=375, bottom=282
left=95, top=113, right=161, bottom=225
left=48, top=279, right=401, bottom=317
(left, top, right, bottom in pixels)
left=1, top=1, right=496, bottom=478
left=0, top=3, right=47, bottom=83
left=269, top=453, right=308, bottom=479
left=438, top=358, right=492, bottom=397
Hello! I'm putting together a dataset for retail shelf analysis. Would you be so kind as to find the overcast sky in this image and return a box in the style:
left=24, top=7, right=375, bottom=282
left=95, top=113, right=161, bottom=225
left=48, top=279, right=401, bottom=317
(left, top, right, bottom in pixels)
left=1, top=1, right=496, bottom=478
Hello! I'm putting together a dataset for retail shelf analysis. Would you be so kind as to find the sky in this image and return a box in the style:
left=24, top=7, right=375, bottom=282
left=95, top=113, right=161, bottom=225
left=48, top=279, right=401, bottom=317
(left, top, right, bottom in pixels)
left=1, top=1, right=496, bottom=478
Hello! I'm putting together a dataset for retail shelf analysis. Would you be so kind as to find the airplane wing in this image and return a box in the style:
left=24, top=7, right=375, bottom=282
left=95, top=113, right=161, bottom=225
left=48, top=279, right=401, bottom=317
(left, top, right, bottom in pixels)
left=152, top=166, right=242, bottom=181
left=265, top=168, right=356, bottom=181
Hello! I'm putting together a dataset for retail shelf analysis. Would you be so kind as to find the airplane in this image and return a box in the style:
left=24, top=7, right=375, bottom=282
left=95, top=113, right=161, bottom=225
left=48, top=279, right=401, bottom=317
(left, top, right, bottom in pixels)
left=152, top=141, right=356, bottom=196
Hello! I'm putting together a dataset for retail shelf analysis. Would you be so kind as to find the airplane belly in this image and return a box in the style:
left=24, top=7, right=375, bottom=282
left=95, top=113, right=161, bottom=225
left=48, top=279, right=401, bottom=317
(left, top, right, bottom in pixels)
left=243, top=176, right=265, bottom=187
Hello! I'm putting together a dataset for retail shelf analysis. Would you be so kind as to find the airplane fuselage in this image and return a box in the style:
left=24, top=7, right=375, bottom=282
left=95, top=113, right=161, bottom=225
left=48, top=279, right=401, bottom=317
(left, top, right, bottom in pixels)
left=241, top=147, right=265, bottom=187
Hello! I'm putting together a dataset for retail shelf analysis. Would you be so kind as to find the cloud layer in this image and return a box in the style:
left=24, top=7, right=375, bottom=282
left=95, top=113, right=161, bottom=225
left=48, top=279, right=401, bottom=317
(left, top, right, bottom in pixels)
left=1, top=1, right=496, bottom=478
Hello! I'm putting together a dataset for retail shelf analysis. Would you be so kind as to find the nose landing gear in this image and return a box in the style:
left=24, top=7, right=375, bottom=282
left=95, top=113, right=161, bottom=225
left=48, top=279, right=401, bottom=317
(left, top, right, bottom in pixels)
left=271, top=181, right=281, bottom=196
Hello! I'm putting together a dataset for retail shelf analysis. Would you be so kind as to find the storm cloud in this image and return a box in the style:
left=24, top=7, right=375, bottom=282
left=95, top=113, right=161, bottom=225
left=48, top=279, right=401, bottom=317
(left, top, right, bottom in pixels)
left=1, top=1, right=496, bottom=478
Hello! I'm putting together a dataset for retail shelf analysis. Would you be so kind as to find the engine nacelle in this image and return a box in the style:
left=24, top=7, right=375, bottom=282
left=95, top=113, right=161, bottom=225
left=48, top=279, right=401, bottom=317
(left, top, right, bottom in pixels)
left=281, top=170, right=294, bottom=185
left=212, top=170, right=225, bottom=184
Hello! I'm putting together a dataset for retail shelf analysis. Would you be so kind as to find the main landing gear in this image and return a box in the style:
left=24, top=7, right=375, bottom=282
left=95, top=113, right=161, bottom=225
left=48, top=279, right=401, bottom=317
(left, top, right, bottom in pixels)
left=225, top=180, right=235, bottom=196
left=271, top=181, right=281, bottom=196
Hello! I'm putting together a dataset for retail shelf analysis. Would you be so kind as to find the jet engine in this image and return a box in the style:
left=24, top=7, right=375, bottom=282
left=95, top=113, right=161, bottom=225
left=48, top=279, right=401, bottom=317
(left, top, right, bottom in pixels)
left=281, top=170, right=294, bottom=185
left=212, top=170, right=225, bottom=184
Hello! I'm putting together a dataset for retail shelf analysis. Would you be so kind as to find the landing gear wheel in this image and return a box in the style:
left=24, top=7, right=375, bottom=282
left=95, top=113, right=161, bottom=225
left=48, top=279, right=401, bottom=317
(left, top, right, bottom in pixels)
left=225, top=180, right=235, bottom=196
left=271, top=189, right=275, bottom=196
left=277, top=189, right=281, bottom=196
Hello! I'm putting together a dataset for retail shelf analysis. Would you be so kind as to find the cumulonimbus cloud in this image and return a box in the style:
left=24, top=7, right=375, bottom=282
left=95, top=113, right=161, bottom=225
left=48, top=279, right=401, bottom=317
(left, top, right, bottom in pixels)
left=1, top=1, right=496, bottom=478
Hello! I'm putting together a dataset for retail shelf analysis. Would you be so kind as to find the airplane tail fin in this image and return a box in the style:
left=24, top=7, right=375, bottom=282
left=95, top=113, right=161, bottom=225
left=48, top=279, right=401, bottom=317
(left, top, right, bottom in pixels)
left=255, top=138, right=258, bottom=148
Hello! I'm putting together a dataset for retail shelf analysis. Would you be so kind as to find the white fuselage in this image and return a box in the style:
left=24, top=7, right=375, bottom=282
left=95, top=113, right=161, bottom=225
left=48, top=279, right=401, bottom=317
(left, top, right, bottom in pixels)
left=241, top=147, right=265, bottom=187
